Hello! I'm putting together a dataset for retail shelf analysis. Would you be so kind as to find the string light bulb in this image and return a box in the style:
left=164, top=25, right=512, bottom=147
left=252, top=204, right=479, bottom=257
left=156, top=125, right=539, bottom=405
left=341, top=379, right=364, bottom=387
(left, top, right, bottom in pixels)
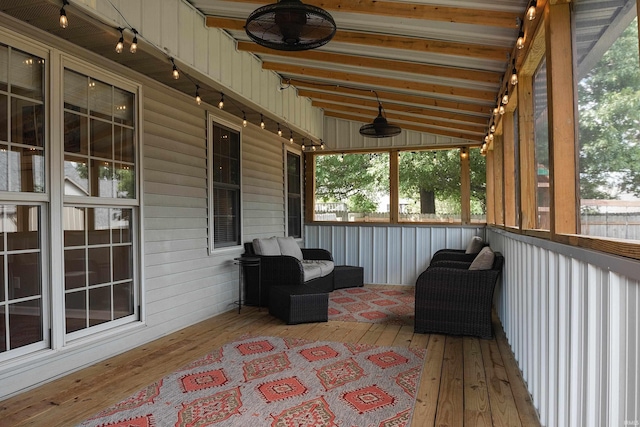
left=170, top=58, right=179, bottom=79
left=195, top=85, right=201, bottom=105
left=130, top=29, right=138, bottom=54
left=490, top=124, right=496, bottom=133
left=517, top=30, right=525, bottom=50
left=218, top=93, right=224, bottom=109
left=59, top=0, right=69, bottom=28
left=115, top=28, right=124, bottom=54
left=527, top=0, right=537, bottom=21
left=499, top=105, right=505, bottom=115
left=277, top=123, right=282, bottom=137
left=260, top=114, right=265, bottom=129
left=301, top=138, right=305, bottom=151
left=320, top=140, right=325, bottom=150
left=510, top=65, right=518, bottom=86
left=242, top=111, right=247, bottom=127
left=502, top=88, right=509, bottom=105
left=289, top=131, right=294, bottom=144
left=460, top=147, right=468, bottom=159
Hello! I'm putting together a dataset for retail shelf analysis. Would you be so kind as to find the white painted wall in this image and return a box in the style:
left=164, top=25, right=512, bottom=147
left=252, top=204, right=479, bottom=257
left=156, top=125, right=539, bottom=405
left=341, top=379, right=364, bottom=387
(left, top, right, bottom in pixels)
left=488, top=228, right=640, bottom=427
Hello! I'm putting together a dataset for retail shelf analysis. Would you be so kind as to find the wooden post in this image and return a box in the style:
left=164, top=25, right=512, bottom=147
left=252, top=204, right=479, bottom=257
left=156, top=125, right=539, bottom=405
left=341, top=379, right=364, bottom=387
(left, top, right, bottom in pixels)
left=502, top=113, right=517, bottom=227
left=546, top=1, right=578, bottom=235
left=460, top=147, right=471, bottom=224
left=494, top=135, right=505, bottom=226
left=518, top=75, right=537, bottom=230
left=486, top=150, right=495, bottom=225
left=390, top=149, right=399, bottom=223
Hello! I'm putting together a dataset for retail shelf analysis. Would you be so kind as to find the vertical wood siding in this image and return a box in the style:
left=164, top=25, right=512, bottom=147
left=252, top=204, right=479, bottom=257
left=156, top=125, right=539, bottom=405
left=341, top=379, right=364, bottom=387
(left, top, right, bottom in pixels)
left=488, top=228, right=640, bottom=427
left=73, top=0, right=323, bottom=138
left=305, top=224, right=485, bottom=285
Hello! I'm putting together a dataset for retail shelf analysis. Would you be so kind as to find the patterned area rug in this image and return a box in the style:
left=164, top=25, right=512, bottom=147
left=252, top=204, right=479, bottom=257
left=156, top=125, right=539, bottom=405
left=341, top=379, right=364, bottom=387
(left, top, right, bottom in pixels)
left=77, top=335, right=425, bottom=427
left=329, top=285, right=415, bottom=326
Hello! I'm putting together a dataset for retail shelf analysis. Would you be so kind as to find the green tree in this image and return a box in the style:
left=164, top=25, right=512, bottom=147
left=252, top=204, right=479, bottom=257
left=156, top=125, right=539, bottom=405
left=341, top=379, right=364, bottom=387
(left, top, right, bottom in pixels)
left=578, top=18, right=640, bottom=199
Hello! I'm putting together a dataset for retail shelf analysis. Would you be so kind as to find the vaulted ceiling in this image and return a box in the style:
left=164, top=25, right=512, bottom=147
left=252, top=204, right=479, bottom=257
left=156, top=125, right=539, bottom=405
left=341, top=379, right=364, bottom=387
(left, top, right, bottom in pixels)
left=191, top=0, right=531, bottom=144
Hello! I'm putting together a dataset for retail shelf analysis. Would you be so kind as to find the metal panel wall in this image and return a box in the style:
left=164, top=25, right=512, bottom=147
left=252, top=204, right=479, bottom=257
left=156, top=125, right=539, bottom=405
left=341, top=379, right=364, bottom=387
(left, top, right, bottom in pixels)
left=305, top=224, right=485, bottom=285
left=488, top=228, right=640, bottom=427
left=72, top=0, right=323, bottom=138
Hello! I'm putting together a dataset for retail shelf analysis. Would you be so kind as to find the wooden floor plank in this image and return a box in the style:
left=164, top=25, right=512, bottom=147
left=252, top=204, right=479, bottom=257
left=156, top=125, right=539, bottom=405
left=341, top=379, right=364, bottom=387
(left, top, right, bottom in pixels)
left=411, top=334, right=445, bottom=427
left=435, top=336, right=464, bottom=427
left=464, top=337, right=493, bottom=426
left=481, top=335, right=523, bottom=427
left=1, top=302, right=541, bottom=427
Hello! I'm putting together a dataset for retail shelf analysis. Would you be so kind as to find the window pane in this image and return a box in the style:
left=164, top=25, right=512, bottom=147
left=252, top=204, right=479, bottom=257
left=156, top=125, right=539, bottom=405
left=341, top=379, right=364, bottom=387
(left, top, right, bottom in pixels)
left=287, top=152, right=301, bottom=238
left=10, top=49, right=43, bottom=101
left=89, top=79, right=112, bottom=121
left=0, top=255, right=4, bottom=301
left=115, top=164, right=134, bottom=199
left=6, top=205, right=39, bottom=250
left=89, top=286, right=111, bottom=326
left=533, top=57, right=550, bottom=230
left=9, top=300, right=42, bottom=349
left=213, top=188, right=239, bottom=247
left=64, top=249, right=86, bottom=290
left=111, top=208, right=131, bottom=244
left=64, top=206, right=86, bottom=246
left=11, top=98, right=44, bottom=147
left=113, top=88, right=134, bottom=126
left=88, top=247, right=110, bottom=285
left=64, top=157, right=89, bottom=196
left=576, top=10, right=640, bottom=241
left=1, top=146, right=45, bottom=193
left=65, top=290, right=86, bottom=333
left=64, top=112, right=88, bottom=155
left=8, top=252, right=40, bottom=299
left=315, top=153, right=390, bottom=222
left=0, top=44, right=7, bottom=92
left=398, top=150, right=460, bottom=222
left=0, top=94, right=7, bottom=142
left=114, top=126, right=134, bottom=163
left=64, top=69, right=88, bottom=113
left=212, top=122, right=241, bottom=249
left=90, top=119, right=112, bottom=158
left=88, top=207, right=111, bottom=245
left=113, top=245, right=131, bottom=281
left=113, top=282, right=133, bottom=319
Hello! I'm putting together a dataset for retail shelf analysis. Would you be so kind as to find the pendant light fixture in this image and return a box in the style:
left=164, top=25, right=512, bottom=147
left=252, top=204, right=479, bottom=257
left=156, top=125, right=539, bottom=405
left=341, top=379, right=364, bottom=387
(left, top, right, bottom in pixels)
left=245, top=0, right=336, bottom=51
left=359, top=94, right=402, bottom=138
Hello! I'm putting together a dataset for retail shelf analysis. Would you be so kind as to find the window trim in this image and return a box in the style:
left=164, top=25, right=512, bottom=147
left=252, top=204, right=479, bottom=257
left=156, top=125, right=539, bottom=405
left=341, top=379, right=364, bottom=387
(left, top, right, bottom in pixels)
left=207, top=114, right=243, bottom=254
left=284, top=146, right=303, bottom=239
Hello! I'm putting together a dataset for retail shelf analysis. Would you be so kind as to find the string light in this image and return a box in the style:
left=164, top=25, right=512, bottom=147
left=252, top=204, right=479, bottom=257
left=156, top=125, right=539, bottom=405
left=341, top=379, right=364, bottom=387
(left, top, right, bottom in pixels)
left=502, top=87, right=509, bottom=105
left=277, top=123, right=282, bottom=137
left=517, top=30, right=525, bottom=50
left=289, top=130, right=294, bottom=144
left=260, top=114, right=265, bottom=129
left=301, top=138, right=305, bottom=150
left=320, top=140, right=325, bottom=150
left=218, top=93, right=224, bottom=109
left=59, top=0, right=69, bottom=28
left=499, top=105, right=505, bottom=115
left=527, top=0, right=537, bottom=21
left=115, top=28, right=124, bottom=54
left=460, top=147, right=468, bottom=159
left=242, top=111, right=247, bottom=127
left=195, top=85, right=201, bottom=105
left=510, top=61, right=518, bottom=86
left=490, top=124, right=496, bottom=133
left=170, top=58, right=179, bottom=79
left=130, top=29, right=138, bottom=54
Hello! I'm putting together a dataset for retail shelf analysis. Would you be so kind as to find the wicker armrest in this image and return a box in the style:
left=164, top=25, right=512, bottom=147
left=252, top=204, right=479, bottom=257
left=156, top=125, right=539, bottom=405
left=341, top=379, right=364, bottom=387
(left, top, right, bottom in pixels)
left=430, top=251, right=478, bottom=264
left=428, top=260, right=472, bottom=270
left=258, top=255, right=305, bottom=287
left=301, top=248, right=333, bottom=261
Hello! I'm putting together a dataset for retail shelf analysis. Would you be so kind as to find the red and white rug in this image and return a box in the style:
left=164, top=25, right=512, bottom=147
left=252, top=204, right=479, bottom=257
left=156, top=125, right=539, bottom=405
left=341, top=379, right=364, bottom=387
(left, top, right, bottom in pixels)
left=329, top=285, right=415, bottom=326
left=77, top=335, right=425, bottom=427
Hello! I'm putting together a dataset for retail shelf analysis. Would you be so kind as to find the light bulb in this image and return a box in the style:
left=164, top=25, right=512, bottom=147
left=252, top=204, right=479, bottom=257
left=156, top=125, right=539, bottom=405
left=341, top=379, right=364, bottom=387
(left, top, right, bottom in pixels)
left=485, top=135, right=490, bottom=143
left=499, top=105, right=505, bottom=115
left=242, top=112, right=247, bottom=127
left=172, top=64, right=179, bottom=80
left=260, top=114, right=265, bottom=129
left=277, top=124, right=282, bottom=137
left=59, top=9, right=68, bottom=28
left=312, top=145, right=316, bottom=151
left=130, top=35, right=138, bottom=54
left=195, top=86, right=201, bottom=105
left=321, top=142, right=325, bottom=150
left=517, top=31, right=525, bottom=50
left=218, top=93, right=224, bottom=109
left=490, top=124, right=496, bottom=133
left=502, top=91, right=509, bottom=105
left=289, top=131, right=294, bottom=143
left=301, top=138, right=305, bottom=150
left=489, top=133, right=494, bottom=142
left=461, top=148, right=468, bottom=159
left=511, top=68, right=518, bottom=86
left=115, top=36, right=124, bottom=54
left=527, top=1, right=537, bottom=20
left=493, top=107, right=499, bottom=116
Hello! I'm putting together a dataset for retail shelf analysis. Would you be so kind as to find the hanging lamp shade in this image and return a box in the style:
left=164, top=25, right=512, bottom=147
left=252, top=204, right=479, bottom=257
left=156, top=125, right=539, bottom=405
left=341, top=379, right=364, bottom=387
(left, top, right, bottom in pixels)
left=245, top=0, right=336, bottom=51
left=359, top=104, right=402, bottom=138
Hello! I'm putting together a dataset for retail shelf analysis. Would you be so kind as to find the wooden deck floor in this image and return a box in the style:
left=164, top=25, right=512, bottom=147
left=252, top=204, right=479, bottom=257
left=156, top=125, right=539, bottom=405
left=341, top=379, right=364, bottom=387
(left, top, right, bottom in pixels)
left=0, top=307, right=540, bottom=426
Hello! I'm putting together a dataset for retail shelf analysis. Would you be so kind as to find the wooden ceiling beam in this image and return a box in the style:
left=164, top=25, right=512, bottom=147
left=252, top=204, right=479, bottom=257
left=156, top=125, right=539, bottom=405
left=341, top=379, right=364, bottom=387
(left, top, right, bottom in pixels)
left=264, top=62, right=495, bottom=101
left=295, top=85, right=490, bottom=115
left=302, top=91, right=488, bottom=124
left=324, top=111, right=481, bottom=141
left=215, top=0, right=519, bottom=28
left=237, top=42, right=501, bottom=84
left=205, top=16, right=510, bottom=60
left=314, top=101, right=485, bottom=133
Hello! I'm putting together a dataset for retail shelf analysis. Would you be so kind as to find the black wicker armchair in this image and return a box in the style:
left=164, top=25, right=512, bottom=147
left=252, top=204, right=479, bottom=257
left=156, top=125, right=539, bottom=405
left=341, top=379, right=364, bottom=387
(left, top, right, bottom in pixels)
left=414, top=252, right=504, bottom=339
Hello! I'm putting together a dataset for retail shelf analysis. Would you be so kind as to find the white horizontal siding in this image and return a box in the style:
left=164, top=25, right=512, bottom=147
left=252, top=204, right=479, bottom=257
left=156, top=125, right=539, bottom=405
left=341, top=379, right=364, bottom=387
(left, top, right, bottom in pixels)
left=72, top=0, right=324, bottom=138
left=323, top=116, right=476, bottom=151
left=489, top=228, right=640, bottom=427
left=305, top=224, right=485, bottom=285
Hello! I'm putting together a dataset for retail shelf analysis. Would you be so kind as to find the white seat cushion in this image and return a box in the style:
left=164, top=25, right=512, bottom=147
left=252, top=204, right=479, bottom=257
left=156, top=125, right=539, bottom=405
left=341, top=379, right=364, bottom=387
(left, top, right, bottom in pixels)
left=302, top=260, right=334, bottom=281
left=277, top=236, right=304, bottom=261
left=253, top=237, right=281, bottom=256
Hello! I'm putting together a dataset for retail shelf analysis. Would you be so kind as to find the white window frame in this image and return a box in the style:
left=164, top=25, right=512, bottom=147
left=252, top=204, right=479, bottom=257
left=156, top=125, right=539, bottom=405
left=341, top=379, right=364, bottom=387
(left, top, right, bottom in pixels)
left=207, top=114, right=243, bottom=254
left=284, top=145, right=303, bottom=240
